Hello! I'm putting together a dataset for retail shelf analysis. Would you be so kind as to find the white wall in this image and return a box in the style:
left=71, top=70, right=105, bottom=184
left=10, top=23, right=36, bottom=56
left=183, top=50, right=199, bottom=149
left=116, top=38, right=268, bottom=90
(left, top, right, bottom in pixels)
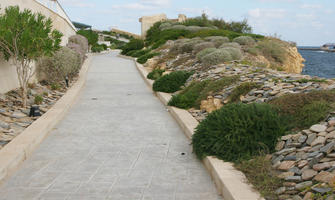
left=0, top=0, right=76, bottom=93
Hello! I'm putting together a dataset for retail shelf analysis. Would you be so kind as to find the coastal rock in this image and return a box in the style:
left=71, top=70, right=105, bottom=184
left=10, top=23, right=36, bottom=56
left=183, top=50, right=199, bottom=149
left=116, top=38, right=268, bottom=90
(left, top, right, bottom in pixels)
left=310, top=124, right=327, bottom=133
left=301, top=169, right=317, bottom=180
left=314, top=171, right=335, bottom=183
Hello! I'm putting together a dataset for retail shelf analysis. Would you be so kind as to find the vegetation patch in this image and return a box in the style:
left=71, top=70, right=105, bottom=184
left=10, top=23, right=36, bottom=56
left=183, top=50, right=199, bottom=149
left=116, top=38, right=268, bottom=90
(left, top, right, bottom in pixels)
left=201, top=49, right=233, bottom=66
left=192, top=103, right=288, bottom=161
left=256, top=39, right=287, bottom=64
left=235, top=155, right=283, bottom=199
left=168, top=76, right=239, bottom=109
left=268, top=90, right=335, bottom=129
left=168, top=81, right=210, bottom=109
left=121, top=39, right=144, bottom=55
left=153, top=71, right=193, bottom=93
left=147, top=69, right=165, bottom=80
left=196, top=48, right=217, bottom=61
left=233, top=36, right=256, bottom=46
left=137, top=52, right=160, bottom=64
left=229, top=82, right=260, bottom=102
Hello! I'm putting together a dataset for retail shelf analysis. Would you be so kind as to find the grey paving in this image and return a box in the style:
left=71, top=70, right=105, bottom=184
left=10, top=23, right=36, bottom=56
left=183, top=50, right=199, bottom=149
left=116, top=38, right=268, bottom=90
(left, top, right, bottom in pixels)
left=0, top=52, right=222, bottom=200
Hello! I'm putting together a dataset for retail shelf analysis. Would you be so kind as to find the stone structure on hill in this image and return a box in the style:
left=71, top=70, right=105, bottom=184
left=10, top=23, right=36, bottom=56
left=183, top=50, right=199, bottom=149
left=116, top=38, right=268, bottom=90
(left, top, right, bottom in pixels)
left=139, top=14, right=187, bottom=38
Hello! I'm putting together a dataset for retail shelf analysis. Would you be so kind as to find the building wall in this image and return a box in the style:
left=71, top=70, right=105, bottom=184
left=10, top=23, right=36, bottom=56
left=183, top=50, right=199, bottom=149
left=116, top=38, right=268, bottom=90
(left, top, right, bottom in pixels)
left=139, top=13, right=187, bottom=38
left=0, top=0, right=76, bottom=93
left=139, top=14, right=167, bottom=38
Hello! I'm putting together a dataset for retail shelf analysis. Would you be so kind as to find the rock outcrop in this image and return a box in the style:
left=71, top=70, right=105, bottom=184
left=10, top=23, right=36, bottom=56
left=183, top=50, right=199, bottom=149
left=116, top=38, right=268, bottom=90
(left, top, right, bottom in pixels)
left=282, top=46, right=305, bottom=74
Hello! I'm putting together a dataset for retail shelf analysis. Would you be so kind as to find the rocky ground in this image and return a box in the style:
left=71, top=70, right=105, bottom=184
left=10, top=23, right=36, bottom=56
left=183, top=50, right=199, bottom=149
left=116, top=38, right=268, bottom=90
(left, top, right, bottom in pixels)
left=145, top=40, right=335, bottom=199
left=0, top=80, right=76, bottom=150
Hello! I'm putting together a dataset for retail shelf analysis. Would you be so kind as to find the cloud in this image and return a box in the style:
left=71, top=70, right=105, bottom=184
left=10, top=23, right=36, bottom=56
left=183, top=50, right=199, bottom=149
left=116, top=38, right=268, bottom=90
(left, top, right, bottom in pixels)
left=112, top=0, right=171, bottom=11
left=300, top=4, right=323, bottom=9
left=58, top=0, right=95, bottom=8
left=177, top=7, right=213, bottom=17
left=248, top=8, right=286, bottom=19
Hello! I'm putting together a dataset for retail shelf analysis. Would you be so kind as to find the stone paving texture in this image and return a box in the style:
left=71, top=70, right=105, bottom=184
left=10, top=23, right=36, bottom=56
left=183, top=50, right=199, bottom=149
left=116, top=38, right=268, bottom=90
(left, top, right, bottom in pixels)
left=0, top=52, right=221, bottom=200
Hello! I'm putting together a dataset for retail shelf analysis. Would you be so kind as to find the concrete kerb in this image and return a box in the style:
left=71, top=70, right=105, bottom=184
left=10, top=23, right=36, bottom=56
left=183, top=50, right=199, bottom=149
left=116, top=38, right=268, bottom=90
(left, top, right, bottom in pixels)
left=0, top=54, right=93, bottom=185
left=127, top=55, right=264, bottom=200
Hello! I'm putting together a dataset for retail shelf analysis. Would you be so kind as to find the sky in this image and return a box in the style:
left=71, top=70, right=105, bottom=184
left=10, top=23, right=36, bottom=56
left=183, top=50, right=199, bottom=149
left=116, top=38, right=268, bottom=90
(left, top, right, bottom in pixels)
left=58, top=0, right=335, bottom=46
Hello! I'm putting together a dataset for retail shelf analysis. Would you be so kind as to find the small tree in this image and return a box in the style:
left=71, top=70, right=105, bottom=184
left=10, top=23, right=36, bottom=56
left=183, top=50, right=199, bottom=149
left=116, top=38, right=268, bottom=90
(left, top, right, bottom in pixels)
left=0, top=6, right=62, bottom=107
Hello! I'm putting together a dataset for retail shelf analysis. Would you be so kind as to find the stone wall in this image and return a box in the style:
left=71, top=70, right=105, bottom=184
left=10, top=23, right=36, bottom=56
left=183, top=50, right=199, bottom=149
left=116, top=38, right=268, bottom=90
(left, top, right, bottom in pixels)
left=0, top=0, right=76, bottom=94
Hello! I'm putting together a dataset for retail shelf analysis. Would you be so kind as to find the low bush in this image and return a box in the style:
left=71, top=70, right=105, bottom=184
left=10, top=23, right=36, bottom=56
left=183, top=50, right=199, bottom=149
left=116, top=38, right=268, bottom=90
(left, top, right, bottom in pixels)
left=37, top=47, right=81, bottom=83
left=146, top=27, right=190, bottom=49
left=201, top=49, right=233, bottom=66
left=187, top=29, right=264, bottom=41
left=233, top=36, right=255, bottom=45
left=121, top=39, right=144, bottom=55
left=269, top=90, right=335, bottom=129
left=50, top=83, right=60, bottom=90
left=168, top=76, right=239, bottom=109
left=220, top=47, right=242, bottom=60
left=34, top=95, right=43, bottom=105
left=247, top=47, right=260, bottom=55
left=219, top=42, right=241, bottom=49
left=153, top=71, right=193, bottom=93
left=196, top=48, right=217, bottom=61
left=67, top=35, right=89, bottom=63
left=256, top=39, right=287, bottom=63
left=205, top=36, right=230, bottom=48
left=229, top=82, right=260, bottom=102
left=91, top=45, right=104, bottom=53
left=193, top=42, right=215, bottom=54
left=131, top=49, right=151, bottom=58
left=77, top=30, right=98, bottom=46
left=192, top=103, right=288, bottom=161
left=235, top=155, right=283, bottom=199
left=147, top=68, right=165, bottom=80
left=180, top=39, right=203, bottom=53
left=168, top=81, right=210, bottom=109
left=137, top=52, right=160, bottom=64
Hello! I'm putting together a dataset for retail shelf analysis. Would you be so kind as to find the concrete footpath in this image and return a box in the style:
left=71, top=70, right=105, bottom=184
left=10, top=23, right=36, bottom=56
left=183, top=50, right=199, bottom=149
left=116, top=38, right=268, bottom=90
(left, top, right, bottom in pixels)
left=0, top=52, right=221, bottom=200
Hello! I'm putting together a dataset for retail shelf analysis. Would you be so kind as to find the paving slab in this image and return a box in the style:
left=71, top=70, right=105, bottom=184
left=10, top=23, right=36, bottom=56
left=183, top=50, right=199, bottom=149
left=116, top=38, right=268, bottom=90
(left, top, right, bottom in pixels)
left=0, top=52, right=221, bottom=200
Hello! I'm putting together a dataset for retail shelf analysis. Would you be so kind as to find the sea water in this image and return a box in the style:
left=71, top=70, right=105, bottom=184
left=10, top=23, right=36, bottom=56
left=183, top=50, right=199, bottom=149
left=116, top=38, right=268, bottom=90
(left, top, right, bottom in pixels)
left=299, top=47, right=335, bottom=78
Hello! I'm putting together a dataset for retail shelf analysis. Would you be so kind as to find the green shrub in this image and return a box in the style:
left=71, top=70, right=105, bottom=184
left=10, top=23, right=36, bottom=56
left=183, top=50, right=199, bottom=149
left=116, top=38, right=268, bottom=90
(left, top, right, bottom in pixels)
left=146, top=27, right=190, bottom=49
left=187, top=29, right=264, bottom=41
left=256, top=39, right=287, bottom=63
left=192, top=103, right=287, bottom=161
left=51, top=83, right=60, bottom=90
left=153, top=71, right=193, bottom=93
left=34, top=95, right=43, bottom=105
left=147, top=69, right=165, bottom=80
left=193, top=42, right=215, bottom=54
left=121, top=39, right=144, bottom=55
left=168, top=81, right=210, bottom=109
left=229, top=82, right=259, bottom=102
left=233, top=36, right=255, bottom=45
left=77, top=30, right=98, bottom=46
left=131, top=49, right=151, bottom=57
left=137, top=52, right=160, bottom=64
left=168, top=76, right=239, bottom=109
left=91, top=45, right=104, bottom=53
left=220, top=47, right=242, bottom=60
left=299, top=101, right=330, bottom=128
left=196, top=48, right=217, bottom=61
left=219, top=42, right=241, bottom=49
left=269, top=90, right=335, bottom=129
left=201, top=49, right=233, bottom=66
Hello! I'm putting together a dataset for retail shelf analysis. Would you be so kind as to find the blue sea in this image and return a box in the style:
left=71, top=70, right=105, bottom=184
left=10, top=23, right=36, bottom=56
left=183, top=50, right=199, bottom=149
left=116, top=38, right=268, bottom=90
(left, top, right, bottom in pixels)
left=299, top=47, right=335, bottom=78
